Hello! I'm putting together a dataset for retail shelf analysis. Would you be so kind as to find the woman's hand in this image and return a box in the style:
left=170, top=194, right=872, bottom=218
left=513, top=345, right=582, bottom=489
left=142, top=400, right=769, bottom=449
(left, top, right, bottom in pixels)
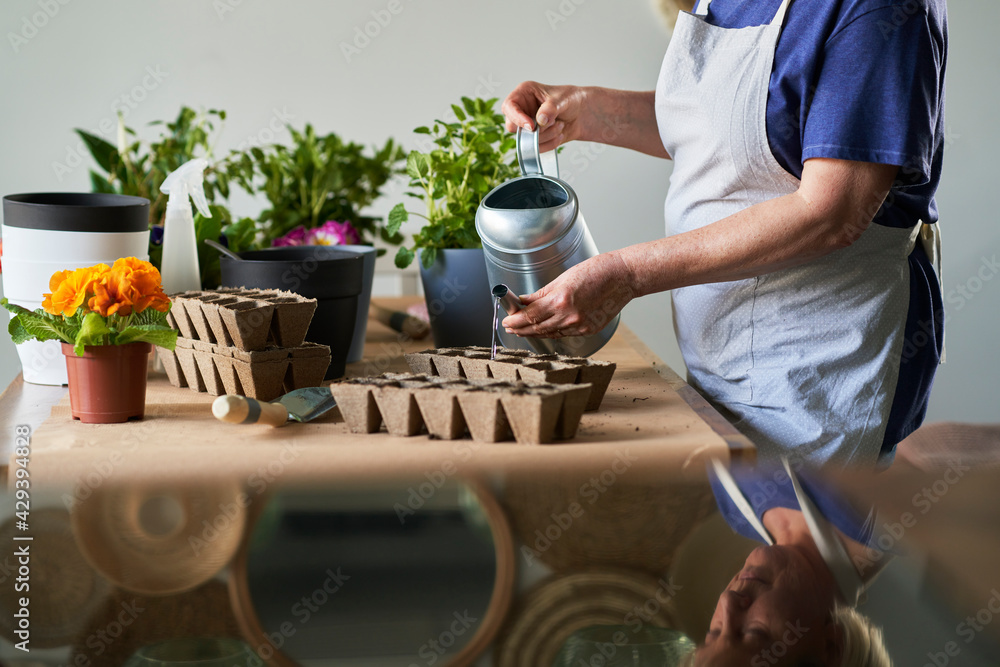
left=501, top=82, right=591, bottom=153
left=502, top=82, right=670, bottom=159
left=502, top=252, right=635, bottom=338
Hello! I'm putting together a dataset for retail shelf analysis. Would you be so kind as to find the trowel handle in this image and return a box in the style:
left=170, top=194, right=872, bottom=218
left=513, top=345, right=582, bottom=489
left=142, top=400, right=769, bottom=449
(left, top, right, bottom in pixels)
left=212, top=395, right=289, bottom=427
left=370, top=303, right=430, bottom=339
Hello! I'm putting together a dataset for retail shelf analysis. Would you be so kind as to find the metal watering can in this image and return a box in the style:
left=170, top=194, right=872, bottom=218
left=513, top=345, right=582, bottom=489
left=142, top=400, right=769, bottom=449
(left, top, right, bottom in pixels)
left=475, top=128, right=619, bottom=357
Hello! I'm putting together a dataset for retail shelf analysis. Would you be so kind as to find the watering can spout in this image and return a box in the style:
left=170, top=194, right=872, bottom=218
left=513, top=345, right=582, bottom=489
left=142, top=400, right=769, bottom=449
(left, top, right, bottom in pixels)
left=492, top=284, right=523, bottom=316
left=491, top=284, right=560, bottom=355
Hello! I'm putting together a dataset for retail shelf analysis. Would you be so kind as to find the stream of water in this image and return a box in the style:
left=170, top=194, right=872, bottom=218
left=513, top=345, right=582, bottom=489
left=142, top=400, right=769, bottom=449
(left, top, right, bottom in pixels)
left=491, top=295, right=502, bottom=360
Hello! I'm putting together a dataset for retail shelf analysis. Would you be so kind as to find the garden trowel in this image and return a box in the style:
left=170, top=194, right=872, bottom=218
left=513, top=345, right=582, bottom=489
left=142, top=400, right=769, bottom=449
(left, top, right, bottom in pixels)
left=212, top=386, right=336, bottom=427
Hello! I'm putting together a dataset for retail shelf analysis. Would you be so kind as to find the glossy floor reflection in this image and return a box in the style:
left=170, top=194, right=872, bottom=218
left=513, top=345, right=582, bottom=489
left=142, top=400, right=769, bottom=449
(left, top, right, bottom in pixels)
left=1, top=459, right=999, bottom=666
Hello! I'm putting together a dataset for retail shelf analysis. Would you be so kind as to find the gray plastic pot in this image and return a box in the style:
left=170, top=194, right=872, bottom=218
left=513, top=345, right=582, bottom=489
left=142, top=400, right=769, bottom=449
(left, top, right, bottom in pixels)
left=418, top=248, right=494, bottom=348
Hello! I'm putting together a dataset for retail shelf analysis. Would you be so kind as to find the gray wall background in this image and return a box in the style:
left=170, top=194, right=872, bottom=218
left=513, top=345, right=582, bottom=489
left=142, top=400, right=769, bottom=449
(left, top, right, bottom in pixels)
left=0, top=0, right=995, bottom=423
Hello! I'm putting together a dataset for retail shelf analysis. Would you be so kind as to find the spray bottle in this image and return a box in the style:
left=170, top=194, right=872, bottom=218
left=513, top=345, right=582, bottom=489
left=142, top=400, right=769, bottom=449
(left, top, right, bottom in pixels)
left=159, top=158, right=211, bottom=294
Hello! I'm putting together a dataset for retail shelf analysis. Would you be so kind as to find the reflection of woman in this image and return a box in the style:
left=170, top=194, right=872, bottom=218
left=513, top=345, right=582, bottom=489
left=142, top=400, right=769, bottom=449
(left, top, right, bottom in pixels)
left=501, top=0, right=948, bottom=468
left=696, top=462, right=891, bottom=665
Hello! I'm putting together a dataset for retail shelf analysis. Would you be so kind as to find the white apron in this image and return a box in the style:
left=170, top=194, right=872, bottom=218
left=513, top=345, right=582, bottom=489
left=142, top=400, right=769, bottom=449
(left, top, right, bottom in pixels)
left=655, top=0, right=923, bottom=467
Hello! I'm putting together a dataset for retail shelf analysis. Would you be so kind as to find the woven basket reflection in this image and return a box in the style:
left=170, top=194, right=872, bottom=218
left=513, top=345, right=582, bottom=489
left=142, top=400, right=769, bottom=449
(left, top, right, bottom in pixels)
left=0, top=508, right=111, bottom=648
left=502, top=475, right=716, bottom=574
left=494, top=568, right=682, bottom=667
left=70, top=480, right=247, bottom=595
left=70, top=582, right=242, bottom=667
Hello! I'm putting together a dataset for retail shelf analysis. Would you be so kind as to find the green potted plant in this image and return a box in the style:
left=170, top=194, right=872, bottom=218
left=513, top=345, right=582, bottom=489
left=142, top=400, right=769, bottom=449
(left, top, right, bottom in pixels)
left=2, top=258, right=178, bottom=423
left=225, top=124, right=403, bottom=249
left=387, top=97, right=519, bottom=347
left=78, top=107, right=257, bottom=289
left=79, top=109, right=405, bottom=290
left=221, top=125, right=404, bottom=363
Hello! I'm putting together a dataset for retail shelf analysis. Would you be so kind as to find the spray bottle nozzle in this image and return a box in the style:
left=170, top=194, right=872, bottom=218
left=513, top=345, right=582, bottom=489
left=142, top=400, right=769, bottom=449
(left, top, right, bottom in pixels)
left=160, top=157, right=212, bottom=218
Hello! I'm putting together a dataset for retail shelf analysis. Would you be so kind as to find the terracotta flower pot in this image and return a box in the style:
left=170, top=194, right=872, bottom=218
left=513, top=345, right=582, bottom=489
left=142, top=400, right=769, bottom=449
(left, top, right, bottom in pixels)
left=61, top=342, right=152, bottom=424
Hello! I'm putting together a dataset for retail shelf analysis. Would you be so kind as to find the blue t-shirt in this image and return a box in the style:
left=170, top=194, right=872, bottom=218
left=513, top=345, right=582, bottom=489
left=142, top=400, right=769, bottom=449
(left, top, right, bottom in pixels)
left=708, top=464, right=876, bottom=547
left=693, top=0, right=948, bottom=229
left=690, top=0, right=948, bottom=459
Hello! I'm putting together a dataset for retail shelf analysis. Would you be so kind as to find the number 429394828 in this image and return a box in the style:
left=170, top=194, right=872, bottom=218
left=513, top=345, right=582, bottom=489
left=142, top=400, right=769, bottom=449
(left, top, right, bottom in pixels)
left=13, top=425, right=30, bottom=524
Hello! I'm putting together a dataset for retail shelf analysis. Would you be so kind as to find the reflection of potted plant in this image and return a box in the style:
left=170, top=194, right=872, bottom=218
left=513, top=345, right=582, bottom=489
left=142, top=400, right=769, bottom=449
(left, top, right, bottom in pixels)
left=2, top=258, right=178, bottom=423
left=388, top=97, right=519, bottom=347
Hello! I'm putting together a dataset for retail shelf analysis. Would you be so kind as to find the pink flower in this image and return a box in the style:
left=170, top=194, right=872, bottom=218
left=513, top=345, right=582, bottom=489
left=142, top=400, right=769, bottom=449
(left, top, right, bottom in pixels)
left=271, top=221, right=361, bottom=247
left=272, top=226, right=310, bottom=247
left=309, top=220, right=360, bottom=246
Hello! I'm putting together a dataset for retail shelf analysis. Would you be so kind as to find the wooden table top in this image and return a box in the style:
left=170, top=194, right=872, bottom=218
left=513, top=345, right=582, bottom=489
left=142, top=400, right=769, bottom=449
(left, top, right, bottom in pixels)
left=0, top=299, right=753, bottom=486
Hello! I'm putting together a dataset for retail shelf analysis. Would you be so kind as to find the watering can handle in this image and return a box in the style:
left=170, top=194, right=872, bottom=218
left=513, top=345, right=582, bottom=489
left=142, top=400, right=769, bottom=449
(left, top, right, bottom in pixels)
left=516, top=127, right=560, bottom=179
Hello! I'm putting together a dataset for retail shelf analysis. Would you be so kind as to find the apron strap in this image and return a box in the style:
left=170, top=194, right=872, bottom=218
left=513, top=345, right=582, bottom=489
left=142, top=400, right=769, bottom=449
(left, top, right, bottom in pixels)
left=783, top=459, right=865, bottom=605
left=695, top=0, right=711, bottom=17
left=919, top=221, right=946, bottom=364
left=710, top=459, right=774, bottom=545
left=771, top=0, right=793, bottom=28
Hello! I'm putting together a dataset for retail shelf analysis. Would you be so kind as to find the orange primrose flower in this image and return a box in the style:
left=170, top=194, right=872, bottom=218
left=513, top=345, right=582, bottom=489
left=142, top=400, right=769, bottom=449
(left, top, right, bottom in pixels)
left=88, top=257, right=170, bottom=317
left=42, top=264, right=110, bottom=318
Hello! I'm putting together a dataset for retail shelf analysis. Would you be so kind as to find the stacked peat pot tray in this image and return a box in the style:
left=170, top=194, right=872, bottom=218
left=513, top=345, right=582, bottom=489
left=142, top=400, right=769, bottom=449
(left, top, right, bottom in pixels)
left=330, top=346, right=616, bottom=445
left=157, top=288, right=331, bottom=402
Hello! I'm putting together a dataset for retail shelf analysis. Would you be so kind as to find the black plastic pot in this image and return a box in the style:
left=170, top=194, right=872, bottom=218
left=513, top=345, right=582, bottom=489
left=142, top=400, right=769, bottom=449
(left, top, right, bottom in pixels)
left=220, top=247, right=364, bottom=380
left=418, top=248, right=494, bottom=348
left=2, top=192, right=150, bottom=231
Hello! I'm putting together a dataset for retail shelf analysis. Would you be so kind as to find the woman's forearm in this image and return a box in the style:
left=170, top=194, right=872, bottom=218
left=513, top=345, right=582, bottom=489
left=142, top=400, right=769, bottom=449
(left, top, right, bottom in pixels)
left=615, top=159, right=897, bottom=296
left=581, top=88, right=670, bottom=159
left=613, top=192, right=840, bottom=296
left=501, top=158, right=897, bottom=339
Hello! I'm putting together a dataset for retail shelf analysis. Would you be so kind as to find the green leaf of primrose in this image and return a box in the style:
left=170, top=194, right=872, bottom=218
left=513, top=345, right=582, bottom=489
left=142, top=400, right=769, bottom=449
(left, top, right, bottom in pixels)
left=1, top=300, right=76, bottom=344
left=413, top=126, right=432, bottom=135
left=115, top=325, right=178, bottom=350
left=74, top=312, right=112, bottom=356
left=450, top=104, right=467, bottom=122
left=7, top=318, right=31, bottom=345
left=386, top=203, right=409, bottom=236
left=131, top=307, right=169, bottom=327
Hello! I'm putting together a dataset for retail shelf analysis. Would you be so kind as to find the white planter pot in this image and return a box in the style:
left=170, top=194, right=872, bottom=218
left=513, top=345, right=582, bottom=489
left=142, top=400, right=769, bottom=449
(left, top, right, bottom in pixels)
left=2, top=192, right=150, bottom=385
left=0, top=224, right=150, bottom=263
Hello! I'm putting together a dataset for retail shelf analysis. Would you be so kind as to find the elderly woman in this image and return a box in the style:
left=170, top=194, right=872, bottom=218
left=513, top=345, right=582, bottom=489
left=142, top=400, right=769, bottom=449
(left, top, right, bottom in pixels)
left=501, top=0, right=948, bottom=467
left=693, top=461, right=892, bottom=665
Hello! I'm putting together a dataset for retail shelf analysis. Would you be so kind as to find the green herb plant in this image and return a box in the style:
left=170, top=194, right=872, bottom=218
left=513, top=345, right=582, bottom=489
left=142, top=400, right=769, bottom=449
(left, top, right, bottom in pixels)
left=77, top=107, right=256, bottom=288
left=78, top=108, right=405, bottom=286
left=387, top=97, right=519, bottom=269
left=225, top=125, right=404, bottom=251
